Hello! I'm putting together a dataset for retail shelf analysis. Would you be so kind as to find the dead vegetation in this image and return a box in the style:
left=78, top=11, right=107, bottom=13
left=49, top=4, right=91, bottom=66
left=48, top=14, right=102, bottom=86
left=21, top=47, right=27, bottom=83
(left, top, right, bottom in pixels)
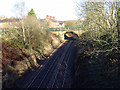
left=74, top=38, right=120, bottom=88
left=74, top=1, right=120, bottom=87
left=2, top=32, right=63, bottom=88
left=1, top=16, right=64, bottom=88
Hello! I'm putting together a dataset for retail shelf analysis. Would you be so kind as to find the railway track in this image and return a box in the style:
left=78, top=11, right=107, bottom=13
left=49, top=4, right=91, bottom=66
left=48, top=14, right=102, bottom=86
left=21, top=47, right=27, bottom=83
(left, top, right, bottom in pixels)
left=37, top=41, right=73, bottom=88
left=16, top=40, right=77, bottom=88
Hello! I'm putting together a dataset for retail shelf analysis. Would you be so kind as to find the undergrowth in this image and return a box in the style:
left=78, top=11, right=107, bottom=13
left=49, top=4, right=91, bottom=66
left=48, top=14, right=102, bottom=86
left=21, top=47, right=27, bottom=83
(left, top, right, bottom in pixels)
left=74, top=31, right=120, bottom=88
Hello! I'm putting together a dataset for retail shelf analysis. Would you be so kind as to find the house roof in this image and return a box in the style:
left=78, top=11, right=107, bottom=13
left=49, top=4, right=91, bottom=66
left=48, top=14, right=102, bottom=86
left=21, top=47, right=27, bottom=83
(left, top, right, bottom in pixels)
left=59, top=22, right=64, bottom=25
left=0, top=18, right=20, bottom=22
left=49, top=19, right=57, bottom=22
left=40, top=18, right=58, bottom=23
left=40, top=19, right=46, bottom=22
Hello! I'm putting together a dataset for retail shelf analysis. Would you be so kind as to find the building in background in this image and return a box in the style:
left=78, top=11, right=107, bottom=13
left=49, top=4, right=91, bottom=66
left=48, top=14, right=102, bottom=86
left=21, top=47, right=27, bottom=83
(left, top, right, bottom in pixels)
left=0, top=17, right=20, bottom=29
left=59, top=21, right=65, bottom=27
left=0, top=15, right=65, bottom=29
left=45, top=15, right=64, bottom=28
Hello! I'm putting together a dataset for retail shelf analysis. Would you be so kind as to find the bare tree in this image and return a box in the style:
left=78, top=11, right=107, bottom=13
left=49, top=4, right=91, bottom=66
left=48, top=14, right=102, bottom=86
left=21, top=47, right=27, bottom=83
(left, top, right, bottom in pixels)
left=13, top=1, right=26, bottom=43
left=76, top=1, right=120, bottom=49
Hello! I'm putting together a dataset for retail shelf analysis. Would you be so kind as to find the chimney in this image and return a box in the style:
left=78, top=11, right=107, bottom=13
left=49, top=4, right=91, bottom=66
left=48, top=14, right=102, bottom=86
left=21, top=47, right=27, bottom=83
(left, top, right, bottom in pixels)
left=50, top=16, right=52, bottom=19
left=53, top=16, right=55, bottom=19
left=46, top=15, right=49, bottom=19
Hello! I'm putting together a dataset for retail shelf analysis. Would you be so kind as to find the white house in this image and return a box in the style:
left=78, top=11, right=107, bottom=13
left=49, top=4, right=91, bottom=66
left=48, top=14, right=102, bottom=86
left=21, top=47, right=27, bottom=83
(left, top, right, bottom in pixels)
left=59, top=21, right=65, bottom=27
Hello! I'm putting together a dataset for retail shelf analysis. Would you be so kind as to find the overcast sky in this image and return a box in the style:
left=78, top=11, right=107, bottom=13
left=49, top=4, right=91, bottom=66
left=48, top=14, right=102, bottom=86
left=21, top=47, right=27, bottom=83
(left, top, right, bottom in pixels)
left=0, top=0, right=81, bottom=21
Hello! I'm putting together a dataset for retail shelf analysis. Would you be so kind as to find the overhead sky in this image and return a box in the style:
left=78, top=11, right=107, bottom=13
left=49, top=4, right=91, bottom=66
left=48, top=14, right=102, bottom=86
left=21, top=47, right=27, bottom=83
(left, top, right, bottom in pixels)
left=0, top=0, right=81, bottom=21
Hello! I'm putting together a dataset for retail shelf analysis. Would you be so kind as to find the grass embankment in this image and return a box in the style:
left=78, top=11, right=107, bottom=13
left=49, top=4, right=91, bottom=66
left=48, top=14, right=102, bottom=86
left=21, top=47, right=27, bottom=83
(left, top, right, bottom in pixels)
left=74, top=31, right=120, bottom=88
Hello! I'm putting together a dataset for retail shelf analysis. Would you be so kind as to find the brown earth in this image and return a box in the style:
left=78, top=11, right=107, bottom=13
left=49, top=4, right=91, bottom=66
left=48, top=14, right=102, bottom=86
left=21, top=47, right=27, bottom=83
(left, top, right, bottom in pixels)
left=2, top=33, right=64, bottom=88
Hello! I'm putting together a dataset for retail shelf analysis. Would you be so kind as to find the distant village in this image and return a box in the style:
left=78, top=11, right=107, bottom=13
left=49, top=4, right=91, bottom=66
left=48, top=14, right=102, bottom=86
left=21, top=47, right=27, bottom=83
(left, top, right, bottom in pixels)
left=0, top=15, right=65, bottom=29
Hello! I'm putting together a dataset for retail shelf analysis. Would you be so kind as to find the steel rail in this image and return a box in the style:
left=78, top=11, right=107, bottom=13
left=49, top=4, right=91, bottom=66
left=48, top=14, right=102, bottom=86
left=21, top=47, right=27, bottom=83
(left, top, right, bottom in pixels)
left=26, top=41, right=69, bottom=88
left=51, top=42, right=73, bottom=88
left=61, top=45, right=73, bottom=88
left=37, top=41, right=73, bottom=88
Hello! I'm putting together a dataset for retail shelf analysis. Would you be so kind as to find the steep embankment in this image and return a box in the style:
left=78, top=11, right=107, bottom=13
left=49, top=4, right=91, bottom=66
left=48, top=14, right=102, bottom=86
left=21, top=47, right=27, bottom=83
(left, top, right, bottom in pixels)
left=74, top=39, right=120, bottom=88
left=2, top=33, right=64, bottom=88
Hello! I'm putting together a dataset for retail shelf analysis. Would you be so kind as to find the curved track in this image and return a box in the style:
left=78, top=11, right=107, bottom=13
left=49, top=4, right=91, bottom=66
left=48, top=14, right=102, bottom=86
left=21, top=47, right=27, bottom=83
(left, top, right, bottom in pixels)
left=16, top=40, right=77, bottom=88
